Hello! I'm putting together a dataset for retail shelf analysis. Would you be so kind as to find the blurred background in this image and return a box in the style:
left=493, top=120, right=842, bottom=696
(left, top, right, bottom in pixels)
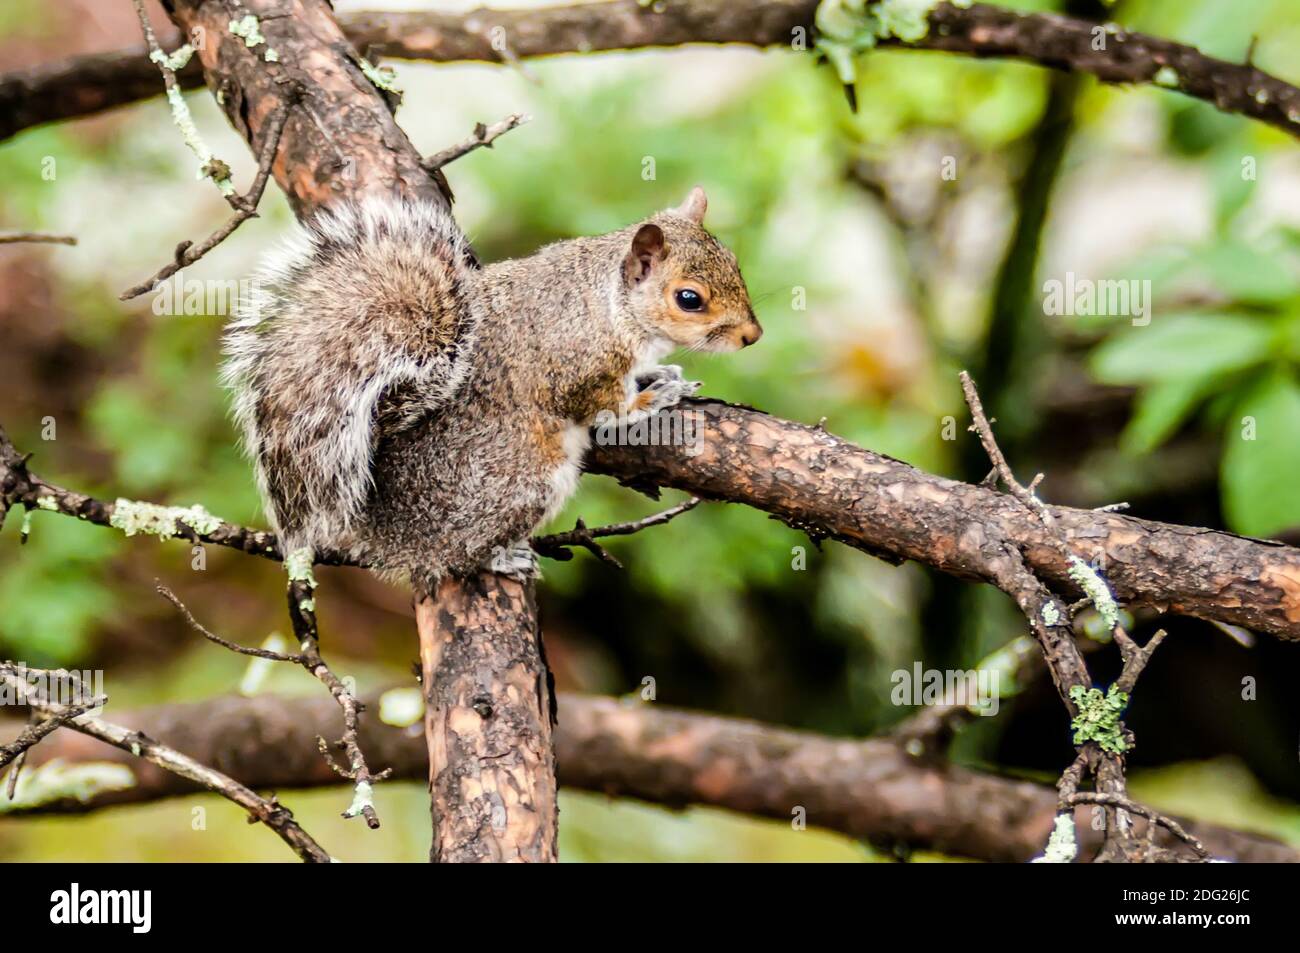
left=1, top=0, right=1298, bottom=861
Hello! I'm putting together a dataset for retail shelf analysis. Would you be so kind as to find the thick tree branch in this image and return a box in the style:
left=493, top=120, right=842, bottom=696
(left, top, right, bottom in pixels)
left=416, top=577, right=557, bottom=862
left=4, top=2, right=1298, bottom=144
left=3, top=690, right=1294, bottom=864
left=9, top=400, right=1300, bottom=643
left=587, top=399, right=1300, bottom=642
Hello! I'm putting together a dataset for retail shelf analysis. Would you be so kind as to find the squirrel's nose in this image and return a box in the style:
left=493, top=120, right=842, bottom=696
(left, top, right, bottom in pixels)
left=739, top=321, right=763, bottom=347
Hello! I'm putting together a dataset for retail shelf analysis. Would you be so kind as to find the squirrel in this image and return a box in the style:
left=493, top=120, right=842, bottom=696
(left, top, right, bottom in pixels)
left=222, top=186, right=761, bottom=593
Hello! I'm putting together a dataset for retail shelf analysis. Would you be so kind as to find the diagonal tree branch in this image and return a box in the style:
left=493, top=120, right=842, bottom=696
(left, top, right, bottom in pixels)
left=4, top=1, right=1298, bottom=145
left=0, top=664, right=330, bottom=862
left=586, top=399, right=1300, bottom=643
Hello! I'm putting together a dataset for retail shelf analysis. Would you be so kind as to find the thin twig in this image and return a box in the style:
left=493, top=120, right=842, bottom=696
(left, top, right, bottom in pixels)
left=1067, top=792, right=1210, bottom=860
left=0, top=233, right=77, bottom=246
left=958, top=371, right=1190, bottom=862
left=285, top=578, right=390, bottom=829
left=0, top=663, right=330, bottom=862
left=156, top=583, right=304, bottom=662
left=1, top=704, right=92, bottom=773
left=154, top=580, right=389, bottom=829
left=532, top=496, right=703, bottom=568
left=422, top=113, right=531, bottom=171
left=120, top=99, right=294, bottom=300
left=960, top=370, right=1053, bottom=524
left=131, top=0, right=233, bottom=195
left=1114, top=626, right=1167, bottom=694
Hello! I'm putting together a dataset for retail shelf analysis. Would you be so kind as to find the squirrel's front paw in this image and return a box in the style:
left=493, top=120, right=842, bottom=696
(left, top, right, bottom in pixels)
left=636, top=363, right=685, bottom=389
left=633, top=365, right=702, bottom=417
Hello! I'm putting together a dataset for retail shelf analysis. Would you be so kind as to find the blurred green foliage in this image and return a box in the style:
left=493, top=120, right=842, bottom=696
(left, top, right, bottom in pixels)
left=1085, top=192, right=1300, bottom=536
left=1, top=0, right=1299, bottom=861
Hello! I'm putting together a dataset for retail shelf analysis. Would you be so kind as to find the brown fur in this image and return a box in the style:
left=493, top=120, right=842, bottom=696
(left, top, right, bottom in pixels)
left=223, top=188, right=759, bottom=592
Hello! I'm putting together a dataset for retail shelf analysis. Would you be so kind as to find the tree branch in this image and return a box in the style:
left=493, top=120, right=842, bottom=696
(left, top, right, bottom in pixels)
left=3, top=690, right=1294, bottom=864
left=416, top=576, right=557, bottom=862
left=0, top=664, right=330, bottom=862
left=9, top=400, right=1300, bottom=643
left=587, top=399, right=1300, bottom=642
left=5, top=1, right=1298, bottom=144
left=0, top=233, right=77, bottom=245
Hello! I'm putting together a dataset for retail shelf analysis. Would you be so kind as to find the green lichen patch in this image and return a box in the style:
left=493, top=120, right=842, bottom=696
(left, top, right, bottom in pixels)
left=163, top=85, right=235, bottom=196
left=35, top=496, right=59, bottom=512
left=1041, top=601, right=1061, bottom=626
left=814, top=0, right=939, bottom=86
left=359, top=58, right=402, bottom=95
left=1031, top=814, right=1078, bottom=863
left=149, top=44, right=194, bottom=71
left=876, top=0, right=935, bottom=43
left=0, top=759, right=136, bottom=812
left=1153, top=66, right=1180, bottom=88
left=344, top=780, right=374, bottom=819
left=230, top=14, right=267, bottom=49
left=1069, top=684, right=1130, bottom=754
left=230, top=14, right=279, bottom=64
left=1066, top=556, right=1119, bottom=632
left=109, top=499, right=223, bottom=539
left=285, top=547, right=317, bottom=587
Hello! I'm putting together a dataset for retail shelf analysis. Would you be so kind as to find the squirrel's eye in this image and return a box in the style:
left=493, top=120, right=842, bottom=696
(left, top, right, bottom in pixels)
left=674, top=288, right=704, bottom=312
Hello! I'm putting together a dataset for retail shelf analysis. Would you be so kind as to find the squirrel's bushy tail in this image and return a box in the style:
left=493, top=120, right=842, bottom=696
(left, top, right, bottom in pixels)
left=222, top=196, right=478, bottom=559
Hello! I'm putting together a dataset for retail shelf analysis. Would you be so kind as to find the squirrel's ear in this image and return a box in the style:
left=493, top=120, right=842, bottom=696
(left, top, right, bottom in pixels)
left=624, top=223, right=666, bottom=285
left=671, top=186, right=708, bottom=225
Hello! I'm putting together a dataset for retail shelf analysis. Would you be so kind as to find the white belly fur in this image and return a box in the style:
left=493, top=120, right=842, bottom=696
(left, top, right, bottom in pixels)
left=545, top=423, right=591, bottom=522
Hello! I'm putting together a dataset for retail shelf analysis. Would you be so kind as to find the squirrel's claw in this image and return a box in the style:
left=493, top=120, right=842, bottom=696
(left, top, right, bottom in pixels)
left=639, top=373, right=702, bottom=415
left=635, top=363, right=685, bottom=390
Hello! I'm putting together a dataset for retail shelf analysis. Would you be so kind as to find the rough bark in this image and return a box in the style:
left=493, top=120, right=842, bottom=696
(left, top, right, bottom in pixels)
left=5, top=691, right=1295, bottom=864
left=417, top=576, right=558, bottom=863
left=587, top=399, right=1300, bottom=642
left=6, top=1, right=1299, bottom=144
left=11, top=392, right=1300, bottom=644
left=164, top=0, right=447, bottom=215
left=154, top=0, right=553, bottom=861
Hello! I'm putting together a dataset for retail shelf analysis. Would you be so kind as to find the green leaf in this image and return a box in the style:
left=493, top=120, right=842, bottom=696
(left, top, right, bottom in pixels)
left=1221, top=371, right=1300, bottom=537
left=1210, top=148, right=1255, bottom=231
left=1090, top=313, right=1273, bottom=385
left=1195, top=240, right=1300, bottom=305
left=1120, top=375, right=1220, bottom=454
